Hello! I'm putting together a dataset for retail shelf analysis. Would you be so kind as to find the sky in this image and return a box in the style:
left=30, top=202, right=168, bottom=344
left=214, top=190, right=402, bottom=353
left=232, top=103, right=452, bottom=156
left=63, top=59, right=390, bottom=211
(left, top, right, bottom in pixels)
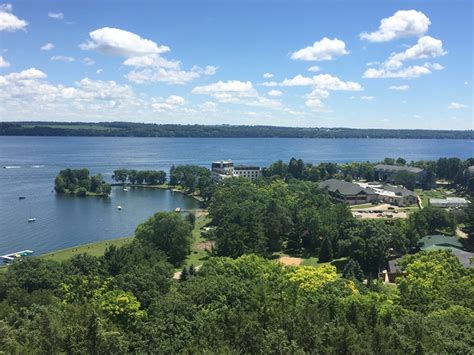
left=0, top=0, right=472, bottom=129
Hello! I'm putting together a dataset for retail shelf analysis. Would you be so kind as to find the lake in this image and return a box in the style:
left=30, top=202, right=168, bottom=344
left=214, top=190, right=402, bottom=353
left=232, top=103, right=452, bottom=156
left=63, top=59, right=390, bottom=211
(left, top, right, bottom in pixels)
left=0, top=136, right=472, bottom=256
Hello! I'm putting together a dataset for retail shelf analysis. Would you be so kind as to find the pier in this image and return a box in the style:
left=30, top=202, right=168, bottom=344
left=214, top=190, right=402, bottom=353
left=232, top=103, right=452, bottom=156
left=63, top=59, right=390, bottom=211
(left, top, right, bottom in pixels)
left=1, top=250, right=33, bottom=264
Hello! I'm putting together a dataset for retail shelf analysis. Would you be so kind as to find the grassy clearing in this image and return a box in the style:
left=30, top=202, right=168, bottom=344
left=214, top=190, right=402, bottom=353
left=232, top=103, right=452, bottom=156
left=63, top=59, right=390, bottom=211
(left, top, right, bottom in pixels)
left=40, top=237, right=134, bottom=262
left=178, top=215, right=211, bottom=270
left=415, top=188, right=449, bottom=207
left=350, top=203, right=374, bottom=210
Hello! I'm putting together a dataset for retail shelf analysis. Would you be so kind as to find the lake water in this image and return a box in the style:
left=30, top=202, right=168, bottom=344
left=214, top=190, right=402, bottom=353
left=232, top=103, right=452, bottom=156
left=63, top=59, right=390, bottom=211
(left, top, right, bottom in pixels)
left=0, top=136, right=472, bottom=256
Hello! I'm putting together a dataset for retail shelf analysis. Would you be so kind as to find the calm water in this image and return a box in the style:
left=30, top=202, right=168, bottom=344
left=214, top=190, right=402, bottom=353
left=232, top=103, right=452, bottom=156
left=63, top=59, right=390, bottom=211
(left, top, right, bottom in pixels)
left=0, top=136, right=472, bottom=256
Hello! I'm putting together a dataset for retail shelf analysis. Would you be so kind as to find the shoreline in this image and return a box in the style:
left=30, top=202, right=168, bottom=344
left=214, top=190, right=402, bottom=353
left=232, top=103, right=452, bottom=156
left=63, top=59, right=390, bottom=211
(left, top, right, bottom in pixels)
left=112, top=183, right=205, bottom=202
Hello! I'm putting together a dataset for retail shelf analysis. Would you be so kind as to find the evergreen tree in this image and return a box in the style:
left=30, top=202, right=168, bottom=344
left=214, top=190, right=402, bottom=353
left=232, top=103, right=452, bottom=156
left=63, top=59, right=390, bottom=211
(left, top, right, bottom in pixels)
left=342, top=259, right=364, bottom=281
left=179, top=267, right=188, bottom=282
left=319, top=236, right=333, bottom=262
left=188, top=264, right=196, bottom=276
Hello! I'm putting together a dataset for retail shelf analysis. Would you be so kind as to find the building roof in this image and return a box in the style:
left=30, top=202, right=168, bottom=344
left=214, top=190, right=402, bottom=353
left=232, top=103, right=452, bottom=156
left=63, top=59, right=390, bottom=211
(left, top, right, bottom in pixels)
left=419, top=234, right=463, bottom=250
left=422, top=246, right=474, bottom=268
left=381, top=184, right=417, bottom=197
left=430, top=197, right=468, bottom=204
left=320, top=179, right=376, bottom=196
left=374, top=164, right=424, bottom=174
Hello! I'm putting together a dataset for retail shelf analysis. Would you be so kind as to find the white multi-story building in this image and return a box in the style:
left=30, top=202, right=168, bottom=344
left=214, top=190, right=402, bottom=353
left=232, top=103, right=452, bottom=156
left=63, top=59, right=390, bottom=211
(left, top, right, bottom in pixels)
left=211, top=160, right=262, bottom=181
left=233, top=165, right=262, bottom=180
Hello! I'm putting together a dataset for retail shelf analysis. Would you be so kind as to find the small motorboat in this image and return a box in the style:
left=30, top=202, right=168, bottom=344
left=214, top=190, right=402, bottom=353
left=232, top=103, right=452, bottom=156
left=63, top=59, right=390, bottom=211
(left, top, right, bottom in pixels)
left=123, top=187, right=128, bottom=192
left=117, top=205, right=122, bottom=210
left=27, top=218, right=36, bottom=222
left=19, top=196, right=26, bottom=200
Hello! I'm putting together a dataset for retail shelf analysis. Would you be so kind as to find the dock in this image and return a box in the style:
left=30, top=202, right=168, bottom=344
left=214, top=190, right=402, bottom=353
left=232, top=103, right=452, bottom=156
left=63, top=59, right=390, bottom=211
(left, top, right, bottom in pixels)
left=1, top=250, right=33, bottom=264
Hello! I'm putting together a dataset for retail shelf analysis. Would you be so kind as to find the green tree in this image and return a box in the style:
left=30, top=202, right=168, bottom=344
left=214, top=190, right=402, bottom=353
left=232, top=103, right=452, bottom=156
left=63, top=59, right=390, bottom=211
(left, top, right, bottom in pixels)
left=342, top=259, right=364, bottom=281
left=135, top=212, right=193, bottom=265
left=319, top=236, right=333, bottom=262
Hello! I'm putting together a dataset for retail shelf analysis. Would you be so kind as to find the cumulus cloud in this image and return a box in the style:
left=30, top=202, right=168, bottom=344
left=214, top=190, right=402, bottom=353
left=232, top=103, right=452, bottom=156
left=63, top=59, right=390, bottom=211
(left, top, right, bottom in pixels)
left=0, top=67, right=149, bottom=120
left=199, top=101, right=218, bottom=112
left=280, top=74, right=363, bottom=91
left=389, top=85, right=409, bottom=91
left=360, top=10, right=430, bottom=42
left=0, top=3, right=28, bottom=31
left=0, top=56, right=10, bottom=68
left=80, top=27, right=170, bottom=57
left=117, top=45, right=216, bottom=85
left=364, top=35, right=446, bottom=80
left=51, top=55, right=75, bottom=62
left=390, top=36, right=447, bottom=62
left=364, top=65, right=431, bottom=79
left=48, top=12, right=64, bottom=20
left=263, top=72, right=274, bottom=78
left=126, top=62, right=217, bottom=85
left=192, top=80, right=282, bottom=109
left=152, top=95, right=186, bottom=112
left=40, top=42, right=54, bottom=51
left=96, top=69, right=103, bottom=74
left=291, top=37, right=348, bottom=61
left=361, top=96, right=375, bottom=100
left=268, top=89, right=282, bottom=97
left=308, top=65, right=321, bottom=72
left=448, top=102, right=468, bottom=109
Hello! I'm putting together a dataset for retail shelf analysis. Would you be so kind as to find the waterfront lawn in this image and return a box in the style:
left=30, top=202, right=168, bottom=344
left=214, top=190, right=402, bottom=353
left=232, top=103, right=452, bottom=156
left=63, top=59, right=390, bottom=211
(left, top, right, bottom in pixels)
left=40, top=236, right=134, bottom=262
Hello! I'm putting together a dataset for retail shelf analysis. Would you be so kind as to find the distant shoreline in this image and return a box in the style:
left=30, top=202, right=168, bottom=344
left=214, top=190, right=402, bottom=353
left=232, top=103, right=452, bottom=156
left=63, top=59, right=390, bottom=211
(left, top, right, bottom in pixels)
left=1, top=122, right=472, bottom=140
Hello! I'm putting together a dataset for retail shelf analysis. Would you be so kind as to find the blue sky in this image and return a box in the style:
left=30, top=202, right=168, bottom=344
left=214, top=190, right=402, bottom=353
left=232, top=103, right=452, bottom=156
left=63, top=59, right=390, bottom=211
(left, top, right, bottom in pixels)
left=0, top=0, right=472, bottom=129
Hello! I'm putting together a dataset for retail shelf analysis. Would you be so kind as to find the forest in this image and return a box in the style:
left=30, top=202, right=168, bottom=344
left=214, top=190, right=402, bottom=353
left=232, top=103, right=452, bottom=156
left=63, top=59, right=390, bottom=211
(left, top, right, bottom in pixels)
left=2, top=156, right=472, bottom=353
left=1, top=121, right=473, bottom=139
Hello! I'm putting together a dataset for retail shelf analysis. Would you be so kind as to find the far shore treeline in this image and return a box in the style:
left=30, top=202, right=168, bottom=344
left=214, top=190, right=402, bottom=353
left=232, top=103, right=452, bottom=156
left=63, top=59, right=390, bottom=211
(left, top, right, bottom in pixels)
left=1, top=121, right=473, bottom=139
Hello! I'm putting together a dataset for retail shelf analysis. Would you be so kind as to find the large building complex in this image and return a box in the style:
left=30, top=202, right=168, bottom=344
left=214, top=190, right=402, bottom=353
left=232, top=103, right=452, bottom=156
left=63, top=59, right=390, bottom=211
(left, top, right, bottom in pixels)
left=211, top=160, right=262, bottom=181
left=320, top=179, right=417, bottom=206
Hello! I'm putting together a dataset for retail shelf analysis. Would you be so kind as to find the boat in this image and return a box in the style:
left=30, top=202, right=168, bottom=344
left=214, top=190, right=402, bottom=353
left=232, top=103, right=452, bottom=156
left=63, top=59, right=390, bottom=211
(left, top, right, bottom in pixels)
left=27, top=218, right=36, bottom=222
left=19, top=196, right=26, bottom=200
left=123, top=187, right=128, bottom=192
left=117, top=205, right=122, bottom=210
left=175, top=207, right=181, bottom=213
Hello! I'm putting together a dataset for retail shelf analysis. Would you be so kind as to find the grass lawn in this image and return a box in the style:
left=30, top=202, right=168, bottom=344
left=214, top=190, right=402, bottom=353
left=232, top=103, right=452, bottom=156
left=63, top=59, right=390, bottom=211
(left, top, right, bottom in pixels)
left=415, top=188, right=449, bottom=207
left=350, top=203, right=374, bottom=210
left=177, top=215, right=211, bottom=270
left=40, top=236, right=134, bottom=262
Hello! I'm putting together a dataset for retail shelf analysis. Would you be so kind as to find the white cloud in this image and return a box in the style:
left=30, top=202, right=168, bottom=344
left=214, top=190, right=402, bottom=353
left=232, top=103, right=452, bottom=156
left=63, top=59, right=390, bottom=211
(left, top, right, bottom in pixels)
left=199, top=101, right=217, bottom=112
left=258, top=81, right=278, bottom=87
left=448, top=102, right=468, bottom=109
left=291, top=37, right=348, bottom=61
left=152, top=95, right=185, bottom=112
left=361, top=96, right=375, bottom=100
left=83, top=57, right=95, bottom=66
left=424, top=62, right=444, bottom=70
left=0, top=56, right=10, bottom=68
left=80, top=27, right=170, bottom=57
left=308, top=65, right=321, bottom=72
left=0, top=3, right=27, bottom=31
left=281, top=74, right=363, bottom=91
left=388, top=85, right=409, bottom=91
left=96, top=69, right=103, bottom=74
left=268, top=89, right=282, bottom=97
left=192, top=80, right=282, bottom=109
left=1, top=67, right=46, bottom=81
left=40, top=42, right=54, bottom=51
left=48, top=12, right=63, bottom=20
left=51, top=55, right=75, bottom=62
left=390, top=36, right=447, bottom=62
left=366, top=61, right=380, bottom=67
left=48, top=12, right=64, bottom=20
left=263, top=72, right=274, bottom=78
left=363, top=65, right=430, bottom=79
left=192, top=80, right=257, bottom=100
left=360, top=10, right=430, bottom=42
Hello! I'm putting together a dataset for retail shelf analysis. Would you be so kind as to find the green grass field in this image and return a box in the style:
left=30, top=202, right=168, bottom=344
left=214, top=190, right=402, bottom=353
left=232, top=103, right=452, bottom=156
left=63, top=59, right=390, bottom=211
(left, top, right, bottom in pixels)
left=40, top=236, right=134, bottom=262
left=415, top=188, right=449, bottom=207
